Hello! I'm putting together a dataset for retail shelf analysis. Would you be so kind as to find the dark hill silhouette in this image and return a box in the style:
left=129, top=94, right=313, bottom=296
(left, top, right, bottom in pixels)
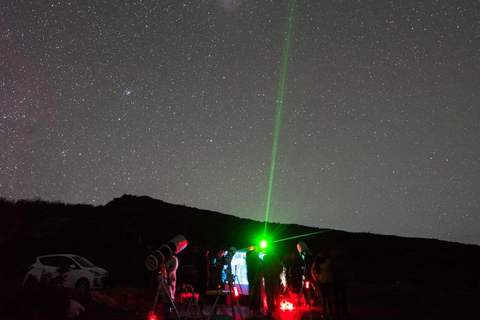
left=1, top=195, right=480, bottom=319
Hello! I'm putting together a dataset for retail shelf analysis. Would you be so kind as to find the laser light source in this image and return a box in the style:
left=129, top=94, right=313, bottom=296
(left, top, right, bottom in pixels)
left=260, top=239, right=268, bottom=249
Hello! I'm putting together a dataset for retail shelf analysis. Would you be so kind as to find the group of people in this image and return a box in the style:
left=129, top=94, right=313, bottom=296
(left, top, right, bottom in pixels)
left=246, top=245, right=284, bottom=318
left=246, top=246, right=350, bottom=320
left=194, top=247, right=238, bottom=316
left=190, top=244, right=349, bottom=319
left=194, top=244, right=285, bottom=318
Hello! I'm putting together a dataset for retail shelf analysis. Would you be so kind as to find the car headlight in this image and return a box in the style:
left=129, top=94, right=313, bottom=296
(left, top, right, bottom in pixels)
left=89, top=270, right=102, bottom=276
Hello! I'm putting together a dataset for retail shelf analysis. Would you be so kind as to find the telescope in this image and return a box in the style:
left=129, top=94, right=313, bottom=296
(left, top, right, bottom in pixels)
left=145, top=235, right=188, bottom=271
left=223, top=247, right=237, bottom=265
left=296, top=241, right=322, bottom=310
left=297, top=241, right=313, bottom=265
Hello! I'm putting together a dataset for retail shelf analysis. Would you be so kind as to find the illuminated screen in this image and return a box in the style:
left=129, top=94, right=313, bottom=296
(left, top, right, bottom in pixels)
left=222, top=251, right=264, bottom=295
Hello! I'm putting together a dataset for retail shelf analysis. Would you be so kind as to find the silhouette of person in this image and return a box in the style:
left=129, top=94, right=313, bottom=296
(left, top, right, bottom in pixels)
left=329, top=251, right=349, bottom=319
left=208, top=249, right=226, bottom=290
left=195, top=246, right=210, bottom=315
left=262, top=247, right=283, bottom=318
left=311, top=253, right=333, bottom=316
left=161, top=256, right=179, bottom=320
left=284, top=252, right=304, bottom=301
left=246, top=245, right=263, bottom=315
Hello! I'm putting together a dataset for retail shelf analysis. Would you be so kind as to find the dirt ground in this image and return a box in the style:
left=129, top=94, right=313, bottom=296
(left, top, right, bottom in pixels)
left=62, top=284, right=480, bottom=320
left=3, top=275, right=479, bottom=320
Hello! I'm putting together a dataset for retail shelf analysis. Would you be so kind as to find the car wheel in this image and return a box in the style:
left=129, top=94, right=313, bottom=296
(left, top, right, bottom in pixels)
left=75, top=279, right=90, bottom=292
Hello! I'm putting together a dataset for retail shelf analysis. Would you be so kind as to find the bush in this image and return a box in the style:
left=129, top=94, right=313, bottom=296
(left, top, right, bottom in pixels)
left=21, top=274, right=71, bottom=320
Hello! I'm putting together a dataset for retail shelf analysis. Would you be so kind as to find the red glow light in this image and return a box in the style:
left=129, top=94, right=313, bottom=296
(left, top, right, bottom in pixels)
left=233, top=286, right=240, bottom=298
left=280, top=299, right=294, bottom=310
left=305, top=281, right=310, bottom=289
left=148, top=313, right=157, bottom=320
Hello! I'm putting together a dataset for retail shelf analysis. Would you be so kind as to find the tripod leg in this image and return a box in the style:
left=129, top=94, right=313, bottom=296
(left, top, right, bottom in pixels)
left=310, top=281, right=323, bottom=307
left=226, top=286, right=235, bottom=320
left=235, top=295, right=243, bottom=320
left=156, top=280, right=180, bottom=319
left=297, top=284, right=304, bottom=307
left=165, top=285, right=180, bottom=319
left=207, top=292, right=221, bottom=320
left=150, top=280, right=163, bottom=317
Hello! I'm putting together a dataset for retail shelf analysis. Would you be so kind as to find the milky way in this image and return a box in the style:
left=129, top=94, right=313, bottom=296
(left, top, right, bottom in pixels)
left=2, top=0, right=479, bottom=245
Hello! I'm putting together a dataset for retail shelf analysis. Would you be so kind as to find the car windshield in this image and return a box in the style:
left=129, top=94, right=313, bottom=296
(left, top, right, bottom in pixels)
left=72, top=256, right=95, bottom=267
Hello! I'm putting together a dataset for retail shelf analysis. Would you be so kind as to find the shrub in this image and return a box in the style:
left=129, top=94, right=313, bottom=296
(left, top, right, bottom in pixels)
left=21, top=273, right=71, bottom=320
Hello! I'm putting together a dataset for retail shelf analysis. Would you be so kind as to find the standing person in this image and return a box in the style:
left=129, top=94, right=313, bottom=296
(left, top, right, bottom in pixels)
left=262, top=247, right=283, bottom=318
left=311, top=253, right=333, bottom=316
left=208, top=248, right=236, bottom=315
left=160, top=256, right=179, bottom=320
left=330, top=251, right=349, bottom=319
left=246, top=245, right=263, bottom=315
left=208, top=249, right=226, bottom=290
left=284, top=252, right=304, bottom=302
left=195, top=247, right=210, bottom=316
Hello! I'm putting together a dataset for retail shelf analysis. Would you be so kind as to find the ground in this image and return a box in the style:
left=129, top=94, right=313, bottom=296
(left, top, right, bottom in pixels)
left=53, top=284, right=480, bottom=320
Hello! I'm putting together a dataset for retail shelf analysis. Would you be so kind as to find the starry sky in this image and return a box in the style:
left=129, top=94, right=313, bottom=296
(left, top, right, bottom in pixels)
left=2, top=0, right=479, bottom=245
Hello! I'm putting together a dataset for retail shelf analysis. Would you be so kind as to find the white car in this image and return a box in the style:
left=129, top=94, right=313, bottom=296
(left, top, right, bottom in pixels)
left=24, top=254, right=109, bottom=291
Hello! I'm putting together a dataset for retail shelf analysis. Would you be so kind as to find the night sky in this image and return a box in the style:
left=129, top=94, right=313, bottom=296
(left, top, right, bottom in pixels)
left=2, top=0, right=479, bottom=245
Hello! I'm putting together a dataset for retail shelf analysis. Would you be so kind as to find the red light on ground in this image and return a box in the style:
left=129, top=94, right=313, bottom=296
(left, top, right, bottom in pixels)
left=233, top=286, right=240, bottom=298
left=148, top=313, right=157, bottom=320
left=280, top=299, right=294, bottom=310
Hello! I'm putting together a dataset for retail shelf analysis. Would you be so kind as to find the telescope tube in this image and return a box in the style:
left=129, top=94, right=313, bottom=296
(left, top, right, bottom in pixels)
left=145, top=235, right=188, bottom=271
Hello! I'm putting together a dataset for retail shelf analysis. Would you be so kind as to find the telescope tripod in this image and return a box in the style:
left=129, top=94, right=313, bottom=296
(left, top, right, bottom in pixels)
left=150, top=273, right=180, bottom=320
left=297, top=263, right=322, bottom=309
left=206, top=274, right=243, bottom=320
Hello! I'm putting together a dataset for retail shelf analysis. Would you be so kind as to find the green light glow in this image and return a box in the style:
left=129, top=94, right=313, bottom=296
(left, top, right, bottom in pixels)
left=264, top=0, right=297, bottom=236
left=260, top=239, right=268, bottom=249
left=239, top=230, right=331, bottom=252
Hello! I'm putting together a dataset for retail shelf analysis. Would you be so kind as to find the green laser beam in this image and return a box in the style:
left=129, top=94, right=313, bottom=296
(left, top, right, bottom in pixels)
left=238, top=229, right=331, bottom=252
left=271, top=229, right=332, bottom=244
left=264, top=0, right=297, bottom=236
